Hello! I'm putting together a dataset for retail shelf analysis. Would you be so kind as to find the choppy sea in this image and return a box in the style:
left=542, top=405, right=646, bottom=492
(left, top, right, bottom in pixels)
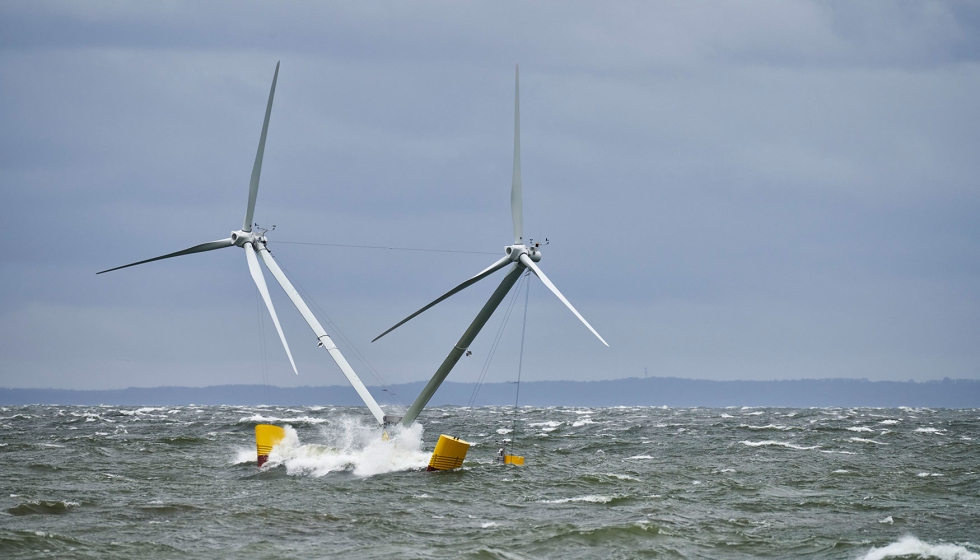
left=1, top=405, right=977, bottom=559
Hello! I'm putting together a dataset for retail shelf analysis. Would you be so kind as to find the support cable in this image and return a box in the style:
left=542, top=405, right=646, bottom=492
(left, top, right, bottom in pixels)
left=275, top=240, right=497, bottom=256
left=466, top=270, right=529, bottom=407
left=255, top=288, right=271, bottom=404
left=511, top=270, right=531, bottom=450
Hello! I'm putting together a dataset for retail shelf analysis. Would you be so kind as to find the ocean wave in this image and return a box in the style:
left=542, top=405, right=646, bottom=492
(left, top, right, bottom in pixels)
left=539, top=494, right=620, bottom=504
left=739, top=424, right=792, bottom=431
left=858, top=536, right=979, bottom=560
left=7, top=499, right=80, bottom=516
left=238, top=414, right=328, bottom=425
left=740, top=440, right=819, bottom=450
left=850, top=437, right=888, bottom=445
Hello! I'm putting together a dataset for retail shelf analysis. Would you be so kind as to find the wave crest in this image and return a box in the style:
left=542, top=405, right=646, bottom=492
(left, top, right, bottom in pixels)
left=859, top=536, right=979, bottom=560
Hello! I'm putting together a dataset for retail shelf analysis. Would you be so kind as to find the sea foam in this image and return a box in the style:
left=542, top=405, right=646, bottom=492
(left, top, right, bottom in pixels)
left=858, top=536, right=979, bottom=560
left=263, top=419, right=429, bottom=477
left=740, top=440, right=819, bottom=450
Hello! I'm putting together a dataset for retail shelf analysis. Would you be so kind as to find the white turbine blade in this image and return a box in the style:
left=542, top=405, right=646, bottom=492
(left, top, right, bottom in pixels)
left=257, top=246, right=386, bottom=425
left=245, top=243, right=297, bottom=375
left=518, top=253, right=608, bottom=347
left=242, top=61, right=280, bottom=233
left=97, top=238, right=234, bottom=274
left=511, top=64, right=524, bottom=245
left=372, top=256, right=512, bottom=343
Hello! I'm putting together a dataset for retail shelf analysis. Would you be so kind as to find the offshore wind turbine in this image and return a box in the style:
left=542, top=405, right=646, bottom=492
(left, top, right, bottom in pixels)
left=98, top=63, right=387, bottom=426
left=374, top=65, right=608, bottom=427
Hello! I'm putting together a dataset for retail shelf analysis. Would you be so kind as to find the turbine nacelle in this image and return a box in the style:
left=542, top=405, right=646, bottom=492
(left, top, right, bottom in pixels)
left=505, top=244, right=541, bottom=263
left=230, top=230, right=266, bottom=248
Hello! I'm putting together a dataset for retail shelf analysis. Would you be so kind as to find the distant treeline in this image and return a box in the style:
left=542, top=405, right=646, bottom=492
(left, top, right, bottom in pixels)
left=1, top=377, right=978, bottom=408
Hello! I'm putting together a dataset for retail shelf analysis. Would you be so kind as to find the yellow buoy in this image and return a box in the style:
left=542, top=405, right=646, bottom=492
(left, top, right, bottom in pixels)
left=427, top=434, right=470, bottom=471
left=503, top=454, right=525, bottom=466
left=255, top=424, right=285, bottom=467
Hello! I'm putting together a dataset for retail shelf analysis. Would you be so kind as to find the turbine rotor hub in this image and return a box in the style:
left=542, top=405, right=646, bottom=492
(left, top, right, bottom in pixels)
left=231, top=230, right=261, bottom=247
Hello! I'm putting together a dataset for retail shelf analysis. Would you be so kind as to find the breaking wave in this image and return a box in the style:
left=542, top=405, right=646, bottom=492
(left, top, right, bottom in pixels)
left=262, top=418, right=429, bottom=477
left=858, top=536, right=980, bottom=560
left=238, top=414, right=328, bottom=425
left=739, top=440, right=819, bottom=450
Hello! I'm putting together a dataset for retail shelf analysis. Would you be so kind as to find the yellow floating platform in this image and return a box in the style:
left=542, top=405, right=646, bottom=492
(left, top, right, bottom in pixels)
left=427, top=434, right=470, bottom=471
left=255, top=424, right=285, bottom=467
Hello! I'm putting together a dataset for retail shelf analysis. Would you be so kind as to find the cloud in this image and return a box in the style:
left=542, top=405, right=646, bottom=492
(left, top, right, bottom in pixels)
left=1, top=2, right=978, bottom=390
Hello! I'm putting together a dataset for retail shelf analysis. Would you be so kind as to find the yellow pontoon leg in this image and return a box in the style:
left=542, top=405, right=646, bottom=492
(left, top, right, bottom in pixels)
left=255, top=424, right=285, bottom=467
left=427, top=434, right=470, bottom=471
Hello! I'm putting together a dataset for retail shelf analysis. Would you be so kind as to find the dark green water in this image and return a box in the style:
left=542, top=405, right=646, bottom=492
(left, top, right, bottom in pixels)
left=1, top=405, right=978, bottom=559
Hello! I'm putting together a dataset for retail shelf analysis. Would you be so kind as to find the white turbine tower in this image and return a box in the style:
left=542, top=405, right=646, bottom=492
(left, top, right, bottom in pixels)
left=373, top=65, right=608, bottom=427
left=98, top=62, right=386, bottom=426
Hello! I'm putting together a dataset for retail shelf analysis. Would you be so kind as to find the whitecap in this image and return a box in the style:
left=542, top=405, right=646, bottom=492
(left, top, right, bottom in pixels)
left=572, top=418, right=596, bottom=427
left=740, top=424, right=790, bottom=431
left=915, top=427, right=944, bottom=434
left=858, top=536, right=979, bottom=560
left=239, top=414, right=328, bottom=425
left=850, top=437, right=888, bottom=445
left=539, top=495, right=615, bottom=504
left=603, top=473, right=641, bottom=481
left=878, top=419, right=900, bottom=425
left=847, top=426, right=874, bottom=432
left=496, top=428, right=512, bottom=434
left=878, top=516, right=893, bottom=524
left=625, top=455, right=653, bottom=460
left=739, top=440, right=819, bottom=450
left=481, top=522, right=497, bottom=528
left=916, top=472, right=943, bottom=477
left=232, top=448, right=257, bottom=465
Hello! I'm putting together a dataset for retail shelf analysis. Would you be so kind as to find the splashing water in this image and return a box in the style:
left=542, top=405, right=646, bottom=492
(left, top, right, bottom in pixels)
left=858, top=536, right=980, bottom=560
left=263, top=417, right=429, bottom=477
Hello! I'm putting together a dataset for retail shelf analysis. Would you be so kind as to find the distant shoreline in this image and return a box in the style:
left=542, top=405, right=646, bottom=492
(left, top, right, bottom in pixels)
left=2, top=377, right=977, bottom=408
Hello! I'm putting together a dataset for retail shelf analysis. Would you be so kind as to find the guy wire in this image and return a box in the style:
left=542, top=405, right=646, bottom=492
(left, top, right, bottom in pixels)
left=466, top=270, right=529, bottom=408
left=512, top=269, right=531, bottom=449
left=273, top=256, right=404, bottom=407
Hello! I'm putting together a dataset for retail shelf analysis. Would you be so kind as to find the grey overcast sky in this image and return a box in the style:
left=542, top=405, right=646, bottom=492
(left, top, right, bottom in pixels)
left=1, top=1, right=978, bottom=394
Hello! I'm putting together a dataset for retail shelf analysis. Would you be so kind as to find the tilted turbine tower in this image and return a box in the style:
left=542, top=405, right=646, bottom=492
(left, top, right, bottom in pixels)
left=98, top=63, right=386, bottom=426
left=374, top=65, right=608, bottom=427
